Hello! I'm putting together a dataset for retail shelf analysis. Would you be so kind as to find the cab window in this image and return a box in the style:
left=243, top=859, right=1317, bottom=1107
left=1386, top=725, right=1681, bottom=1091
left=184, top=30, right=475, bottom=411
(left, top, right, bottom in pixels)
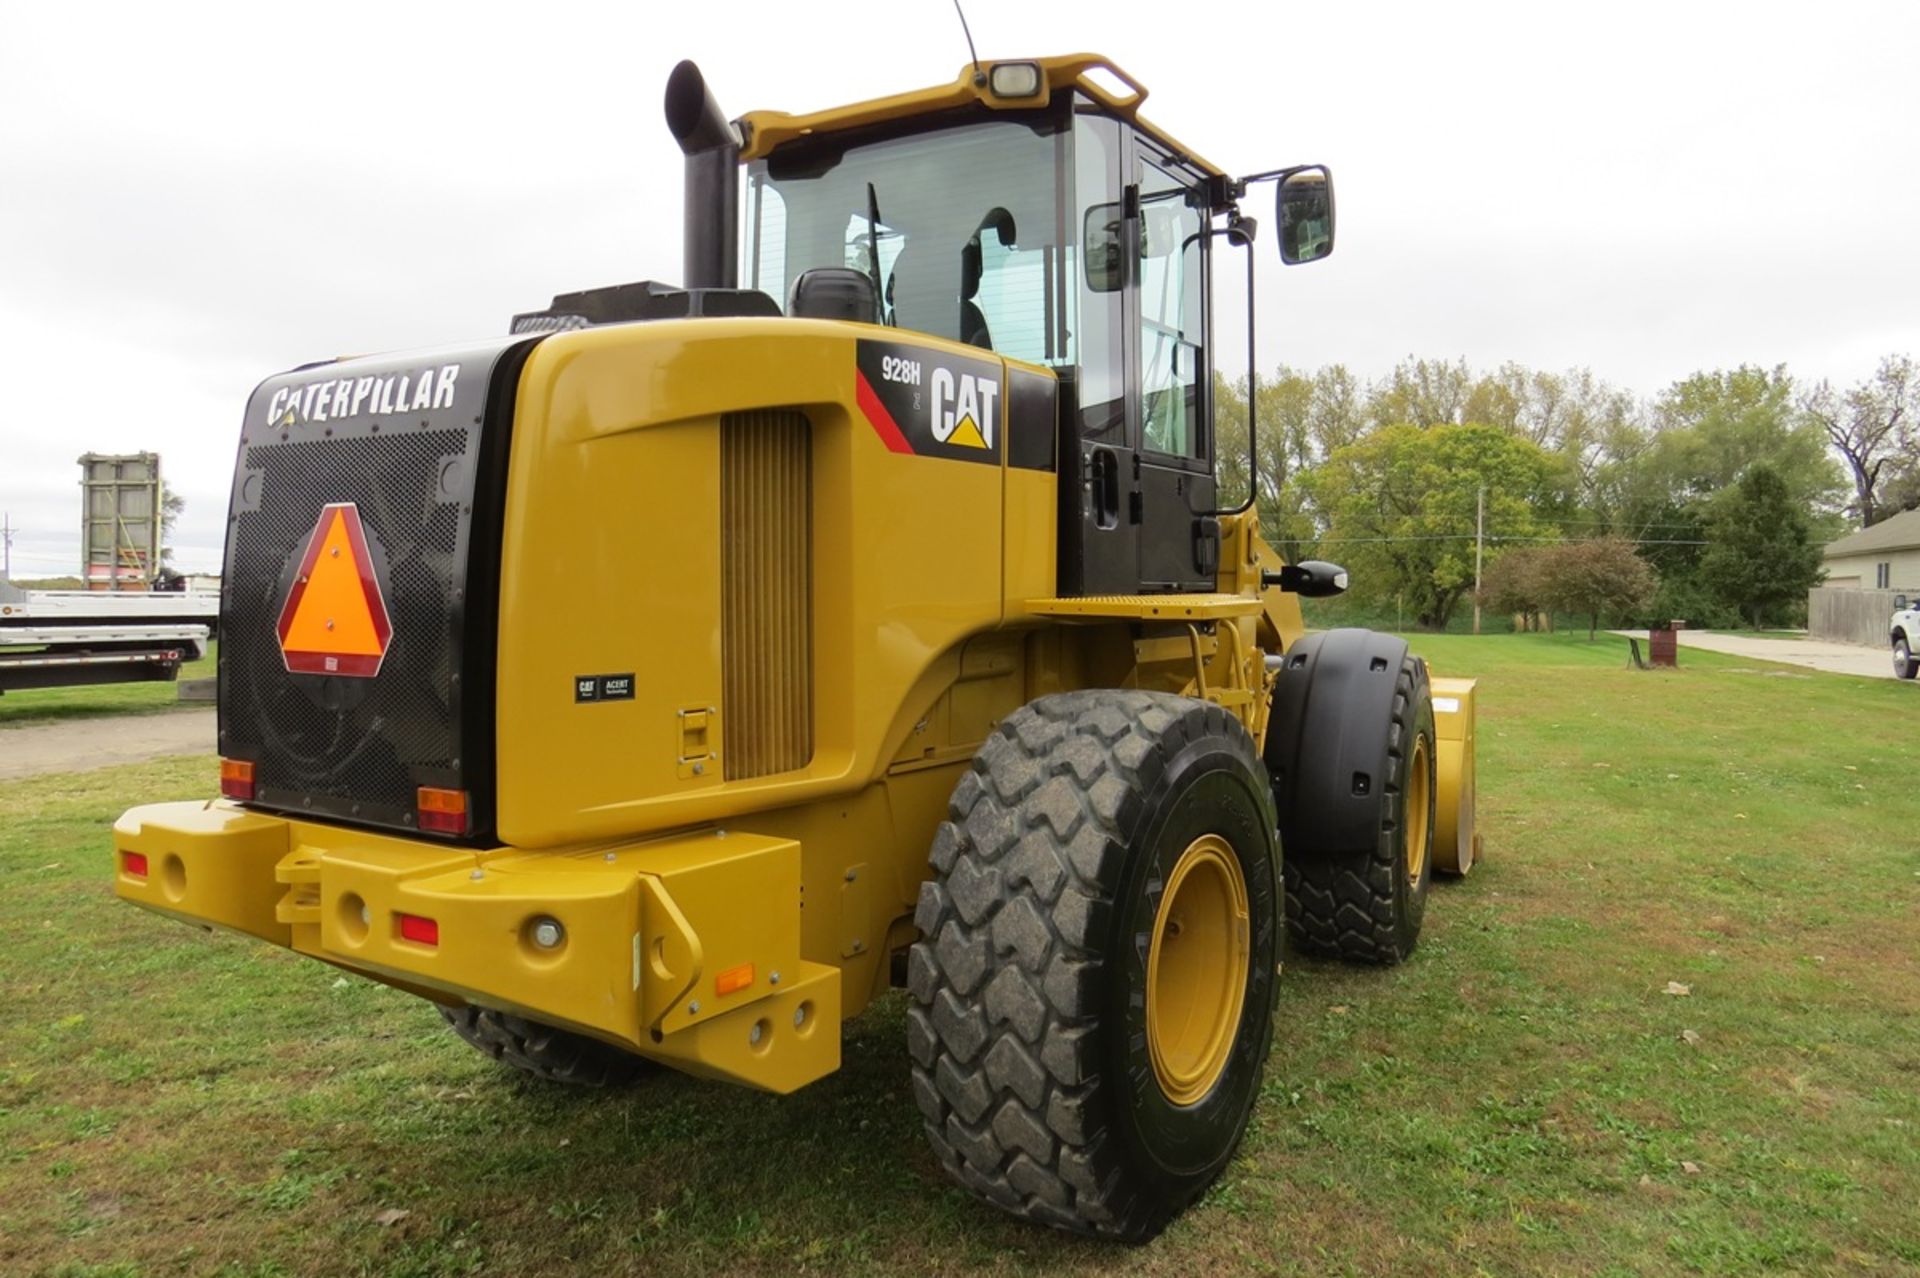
left=1138, top=160, right=1203, bottom=458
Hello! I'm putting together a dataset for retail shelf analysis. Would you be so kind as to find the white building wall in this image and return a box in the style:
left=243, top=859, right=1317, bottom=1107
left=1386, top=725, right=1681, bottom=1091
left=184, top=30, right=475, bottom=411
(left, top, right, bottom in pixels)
left=1822, top=548, right=1920, bottom=592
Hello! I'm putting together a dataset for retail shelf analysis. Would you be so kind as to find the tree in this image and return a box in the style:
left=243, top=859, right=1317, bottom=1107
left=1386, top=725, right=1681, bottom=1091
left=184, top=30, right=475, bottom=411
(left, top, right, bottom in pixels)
left=1367, top=357, right=1474, bottom=429
left=1306, top=364, right=1368, bottom=458
left=159, top=481, right=185, bottom=570
left=1697, top=464, right=1826, bottom=627
left=1646, top=365, right=1844, bottom=514
left=1800, top=355, right=1918, bottom=526
left=1300, top=424, right=1562, bottom=628
left=1480, top=545, right=1552, bottom=631
left=1214, top=367, right=1335, bottom=562
left=1535, top=538, right=1657, bottom=640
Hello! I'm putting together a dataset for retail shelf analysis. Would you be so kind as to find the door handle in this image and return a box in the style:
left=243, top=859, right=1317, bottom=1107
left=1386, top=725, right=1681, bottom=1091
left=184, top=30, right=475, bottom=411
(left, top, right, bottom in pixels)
left=1089, top=448, right=1121, bottom=531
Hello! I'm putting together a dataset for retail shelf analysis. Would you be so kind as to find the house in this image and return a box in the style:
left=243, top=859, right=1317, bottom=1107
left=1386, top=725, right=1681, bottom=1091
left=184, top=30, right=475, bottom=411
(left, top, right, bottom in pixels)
left=1821, top=508, right=1920, bottom=591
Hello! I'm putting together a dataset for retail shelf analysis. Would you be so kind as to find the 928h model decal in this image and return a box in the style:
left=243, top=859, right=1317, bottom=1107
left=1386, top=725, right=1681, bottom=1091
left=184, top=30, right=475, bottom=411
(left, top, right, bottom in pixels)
left=855, top=340, right=1002, bottom=466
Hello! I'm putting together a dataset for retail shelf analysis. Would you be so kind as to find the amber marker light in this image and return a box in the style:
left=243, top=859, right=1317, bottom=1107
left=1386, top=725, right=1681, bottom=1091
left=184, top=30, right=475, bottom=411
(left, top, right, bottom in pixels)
left=716, top=962, right=756, bottom=997
left=220, top=758, right=256, bottom=800
left=416, top=787, right=469, bottom=835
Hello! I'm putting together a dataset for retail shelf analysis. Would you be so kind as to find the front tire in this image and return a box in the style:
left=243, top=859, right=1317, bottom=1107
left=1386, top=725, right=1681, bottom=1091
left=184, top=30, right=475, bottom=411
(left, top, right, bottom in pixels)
left=907, top=691, right=1280, bottom=1241
left=1895, top=635, right=1916, bottom=680
left=1273, top=643, right=1437, bottom=965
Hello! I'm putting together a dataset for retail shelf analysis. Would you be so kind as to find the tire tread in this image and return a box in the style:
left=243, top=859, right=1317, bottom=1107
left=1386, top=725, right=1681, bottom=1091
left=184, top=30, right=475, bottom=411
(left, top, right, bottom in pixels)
left=436, top=1004, right=653, bottom=1087
left=1282, top=655, right=1432, bottom=965
left=908, top=690, right=1268, bottom=1242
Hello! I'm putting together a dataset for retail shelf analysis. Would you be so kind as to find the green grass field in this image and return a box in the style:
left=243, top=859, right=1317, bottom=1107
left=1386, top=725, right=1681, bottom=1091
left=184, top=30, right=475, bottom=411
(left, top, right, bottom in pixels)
left=3, top=634, right=1917, bottom=1277
left=0, top=644, right=216, bottom=726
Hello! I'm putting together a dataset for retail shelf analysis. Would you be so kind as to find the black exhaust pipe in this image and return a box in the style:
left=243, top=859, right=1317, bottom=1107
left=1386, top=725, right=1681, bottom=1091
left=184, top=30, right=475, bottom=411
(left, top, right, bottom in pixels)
left=664, top=60, right=740, bottom=291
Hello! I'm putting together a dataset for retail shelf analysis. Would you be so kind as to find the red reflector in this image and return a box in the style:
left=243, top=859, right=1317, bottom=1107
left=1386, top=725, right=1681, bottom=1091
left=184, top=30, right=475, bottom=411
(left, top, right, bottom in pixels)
left=123, top=851, right=149, bottom=878
left=416, top=787, right=469, bottom=835
left=220, top=758, right=256, bottom=800
left=397, top=913, right=439, bottom=946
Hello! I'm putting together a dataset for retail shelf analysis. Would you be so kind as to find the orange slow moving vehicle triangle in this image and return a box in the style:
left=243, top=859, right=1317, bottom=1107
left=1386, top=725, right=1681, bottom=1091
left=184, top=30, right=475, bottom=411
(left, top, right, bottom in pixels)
left=275, top=503, right=393, bottom=676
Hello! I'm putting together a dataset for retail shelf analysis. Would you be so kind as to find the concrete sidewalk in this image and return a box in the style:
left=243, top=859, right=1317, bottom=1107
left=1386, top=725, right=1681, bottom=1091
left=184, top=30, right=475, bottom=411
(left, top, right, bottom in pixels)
left=0, top=709, right=217, bottom=782
left=1614, top=630, right=1900, bottom=680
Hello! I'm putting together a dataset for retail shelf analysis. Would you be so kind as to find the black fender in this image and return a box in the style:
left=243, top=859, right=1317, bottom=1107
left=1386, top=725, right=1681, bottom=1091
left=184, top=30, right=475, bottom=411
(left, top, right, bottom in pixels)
left=1264, top=628, right=1416, bottom=858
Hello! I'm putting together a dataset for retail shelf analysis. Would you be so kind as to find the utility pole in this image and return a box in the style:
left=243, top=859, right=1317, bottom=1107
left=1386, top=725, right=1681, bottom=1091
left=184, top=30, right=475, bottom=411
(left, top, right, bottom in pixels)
left=1473, top=484, right=1485, bottom=635
left=1, top=511, right=12, bottom=583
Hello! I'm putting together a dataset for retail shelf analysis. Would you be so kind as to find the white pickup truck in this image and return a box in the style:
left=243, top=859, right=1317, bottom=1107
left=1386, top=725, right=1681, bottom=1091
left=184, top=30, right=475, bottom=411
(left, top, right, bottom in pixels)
left=1895, top=595, right=1920, bottom=679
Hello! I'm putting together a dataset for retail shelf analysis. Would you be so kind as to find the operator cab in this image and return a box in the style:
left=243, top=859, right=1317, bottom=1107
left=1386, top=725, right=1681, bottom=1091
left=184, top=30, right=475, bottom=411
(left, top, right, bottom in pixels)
left=740, top=57, right=1333, bottom=596
left=518, top=57, right=1334, bottom=597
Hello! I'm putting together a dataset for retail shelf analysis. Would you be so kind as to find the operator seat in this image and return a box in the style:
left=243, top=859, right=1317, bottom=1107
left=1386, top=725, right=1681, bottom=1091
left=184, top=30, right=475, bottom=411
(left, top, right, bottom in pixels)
left=960, top=207, right=1017, bottom=350
left=960, top=240, right=992, bottom=349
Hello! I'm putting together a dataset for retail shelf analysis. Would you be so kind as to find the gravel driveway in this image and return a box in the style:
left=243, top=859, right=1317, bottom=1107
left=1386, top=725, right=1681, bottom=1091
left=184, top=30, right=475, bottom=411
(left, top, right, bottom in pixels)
left=0, top=709, right=217, bottom=782
left=1615, top=630, right=1901, bottom=680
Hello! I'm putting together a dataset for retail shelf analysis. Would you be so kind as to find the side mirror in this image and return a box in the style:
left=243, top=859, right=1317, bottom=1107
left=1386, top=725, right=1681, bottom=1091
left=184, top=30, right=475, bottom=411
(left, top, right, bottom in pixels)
left=1277, top=165, right=1335, bottom=265
left=1260, top=560, right=1349, bottom=597
left=1897, top=595, right=1910, bottom=611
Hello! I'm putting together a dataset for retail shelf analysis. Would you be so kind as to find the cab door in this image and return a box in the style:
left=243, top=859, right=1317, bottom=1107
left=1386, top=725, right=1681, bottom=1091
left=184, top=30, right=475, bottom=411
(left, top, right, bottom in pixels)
left=1058, top=110, right=1139, bottom=595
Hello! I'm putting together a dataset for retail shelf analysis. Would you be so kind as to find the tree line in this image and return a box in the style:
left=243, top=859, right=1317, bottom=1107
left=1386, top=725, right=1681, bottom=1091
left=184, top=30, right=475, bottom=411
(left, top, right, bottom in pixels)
left=1212, top=355, right=1918, bottom=630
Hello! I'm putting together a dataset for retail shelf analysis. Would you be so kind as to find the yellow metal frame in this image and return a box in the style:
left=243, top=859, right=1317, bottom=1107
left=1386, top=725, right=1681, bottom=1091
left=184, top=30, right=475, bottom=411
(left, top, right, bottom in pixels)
left=116, top=802, right=840, bottom=1093
left=737, top=53, right=1226, bottom=178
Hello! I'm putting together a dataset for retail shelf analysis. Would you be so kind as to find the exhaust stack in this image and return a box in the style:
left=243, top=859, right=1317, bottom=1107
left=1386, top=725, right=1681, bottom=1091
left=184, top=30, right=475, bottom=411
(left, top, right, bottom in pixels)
left=664, top=60, right=740, bottom=291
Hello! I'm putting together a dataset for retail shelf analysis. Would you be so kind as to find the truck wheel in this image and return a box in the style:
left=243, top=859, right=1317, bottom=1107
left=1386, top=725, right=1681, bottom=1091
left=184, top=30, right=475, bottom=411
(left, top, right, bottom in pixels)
left=436, top=1004, right=655, bottom=1087
left=907, top=690, right=1280, bottom=1242
left=1267, top=631, right=1436, bottom=965
left=1895, top=635, right=1916, bottom=679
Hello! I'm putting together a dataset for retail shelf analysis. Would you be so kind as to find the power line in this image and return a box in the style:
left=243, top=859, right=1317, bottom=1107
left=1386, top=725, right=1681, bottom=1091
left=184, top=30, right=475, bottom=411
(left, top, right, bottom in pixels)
left=1304, top=533, right=1711, bottom=546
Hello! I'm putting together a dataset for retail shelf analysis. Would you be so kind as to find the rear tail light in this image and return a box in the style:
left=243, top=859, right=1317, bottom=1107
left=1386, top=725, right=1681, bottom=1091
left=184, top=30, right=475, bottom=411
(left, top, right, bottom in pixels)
left=396, top=913, right=439, bottom=946
left=416, top=787, right=469, bottom=835
left=220, top=758, right=256, bottom=800
left=123, top=851, right=150, bottom=878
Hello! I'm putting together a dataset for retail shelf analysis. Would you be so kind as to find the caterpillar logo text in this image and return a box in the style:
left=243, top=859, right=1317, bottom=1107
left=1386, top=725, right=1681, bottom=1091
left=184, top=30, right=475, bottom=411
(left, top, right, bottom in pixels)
left=262, top=363, right=461, bottom=428
left=854, top=339, right=1003, bottom=466
left=931, top=368, right=997, bottom=450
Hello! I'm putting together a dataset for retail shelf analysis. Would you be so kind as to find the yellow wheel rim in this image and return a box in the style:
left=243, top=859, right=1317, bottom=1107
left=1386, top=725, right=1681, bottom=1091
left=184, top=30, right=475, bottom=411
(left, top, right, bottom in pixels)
left=1406, top=735, right=1431, bottom=883
left=1146, top=834, right=1251, bottom=1107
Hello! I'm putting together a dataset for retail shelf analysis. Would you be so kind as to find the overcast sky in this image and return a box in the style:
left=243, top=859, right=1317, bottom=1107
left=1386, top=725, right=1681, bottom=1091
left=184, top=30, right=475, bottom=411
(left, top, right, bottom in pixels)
left=4, top=1, right=1917, bottom=575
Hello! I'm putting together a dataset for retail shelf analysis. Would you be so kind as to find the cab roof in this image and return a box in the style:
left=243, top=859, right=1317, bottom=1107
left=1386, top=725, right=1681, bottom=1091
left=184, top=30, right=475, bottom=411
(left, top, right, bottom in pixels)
left=736, top=53, right=1226, bottom=178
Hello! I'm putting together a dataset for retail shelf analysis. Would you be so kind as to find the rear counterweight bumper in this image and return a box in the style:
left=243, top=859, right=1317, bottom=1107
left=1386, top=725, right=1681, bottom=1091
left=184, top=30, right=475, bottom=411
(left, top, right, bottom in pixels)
left=112, top=801, right=838, bottom=1092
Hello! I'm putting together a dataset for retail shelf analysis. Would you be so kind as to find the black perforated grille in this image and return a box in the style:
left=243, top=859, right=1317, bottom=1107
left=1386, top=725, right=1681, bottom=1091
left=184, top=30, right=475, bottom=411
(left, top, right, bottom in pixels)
left=220, top=427, right=476, bottom=829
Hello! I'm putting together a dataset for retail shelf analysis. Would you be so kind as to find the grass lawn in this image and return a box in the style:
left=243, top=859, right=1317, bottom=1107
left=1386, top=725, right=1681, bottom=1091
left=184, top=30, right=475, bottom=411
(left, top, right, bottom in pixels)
left=0, top=644, right=216, bottom=727
left=2, top=634, right=1917, bottom=1276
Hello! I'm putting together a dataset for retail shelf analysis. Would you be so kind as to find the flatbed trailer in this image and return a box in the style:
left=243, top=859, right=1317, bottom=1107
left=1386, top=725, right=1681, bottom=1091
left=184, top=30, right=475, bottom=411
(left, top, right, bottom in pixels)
left=0, top=583, right=213, bottom=694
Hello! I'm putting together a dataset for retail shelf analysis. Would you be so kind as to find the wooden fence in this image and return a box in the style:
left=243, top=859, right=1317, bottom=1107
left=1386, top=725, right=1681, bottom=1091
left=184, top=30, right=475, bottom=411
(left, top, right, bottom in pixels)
left=1807, top=587, right=1905, bottom=647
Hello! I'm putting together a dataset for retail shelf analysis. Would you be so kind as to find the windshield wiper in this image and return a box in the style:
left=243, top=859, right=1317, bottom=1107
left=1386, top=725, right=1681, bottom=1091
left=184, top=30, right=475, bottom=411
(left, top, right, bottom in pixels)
left=866, top=181, right=890, bottom=325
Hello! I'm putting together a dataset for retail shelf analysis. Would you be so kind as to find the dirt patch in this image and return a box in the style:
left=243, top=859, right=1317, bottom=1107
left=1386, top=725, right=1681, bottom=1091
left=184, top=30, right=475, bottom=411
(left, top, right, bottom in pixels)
left=0, top=709, right=216, bottom=781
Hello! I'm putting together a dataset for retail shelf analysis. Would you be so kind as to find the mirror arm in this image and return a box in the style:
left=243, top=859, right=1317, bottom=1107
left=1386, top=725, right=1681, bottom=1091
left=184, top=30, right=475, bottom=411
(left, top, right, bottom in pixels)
left=1238, top=163, right=1309, bottom=187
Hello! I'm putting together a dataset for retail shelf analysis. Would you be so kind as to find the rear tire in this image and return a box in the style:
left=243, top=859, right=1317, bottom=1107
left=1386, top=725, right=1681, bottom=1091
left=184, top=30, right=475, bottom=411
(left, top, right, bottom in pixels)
left=1895, top=635, right=1916, bottom=680
left=907, top=691, right=1280, bottom=1242
left=436, top=1004, right=655, bottom=1087
left=1278, top=649, right=1437, bottom=965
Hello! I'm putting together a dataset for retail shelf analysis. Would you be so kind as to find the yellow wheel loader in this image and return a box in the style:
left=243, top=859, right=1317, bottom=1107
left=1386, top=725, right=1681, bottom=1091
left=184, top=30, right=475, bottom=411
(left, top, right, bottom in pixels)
left=112, top=53, right=1479, bottom=1241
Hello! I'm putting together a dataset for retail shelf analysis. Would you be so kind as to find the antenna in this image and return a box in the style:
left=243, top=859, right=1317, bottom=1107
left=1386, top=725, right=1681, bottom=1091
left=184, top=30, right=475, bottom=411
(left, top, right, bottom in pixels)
left=953, top=0, right=986, bottom=86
